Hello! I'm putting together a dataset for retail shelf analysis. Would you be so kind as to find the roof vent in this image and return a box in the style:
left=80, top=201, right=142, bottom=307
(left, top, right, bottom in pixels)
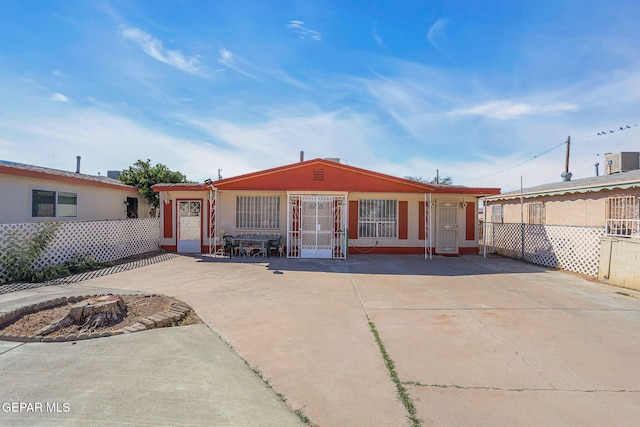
left=313, top=168, right=325, bottom=181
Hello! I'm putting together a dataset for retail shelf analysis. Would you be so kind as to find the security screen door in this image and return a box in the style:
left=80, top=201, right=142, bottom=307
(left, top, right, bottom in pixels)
left=300, top=196, right=334, bottom=258
left=177, top=200, right=201, bottom=253
left=436, top=201, right=458, bottom=254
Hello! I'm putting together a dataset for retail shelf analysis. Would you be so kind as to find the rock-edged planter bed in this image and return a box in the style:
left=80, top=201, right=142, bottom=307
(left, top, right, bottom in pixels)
left=0, top=293, right=201, bottom=343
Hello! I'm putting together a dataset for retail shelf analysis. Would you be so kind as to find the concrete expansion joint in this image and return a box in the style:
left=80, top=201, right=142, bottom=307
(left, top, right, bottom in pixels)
left=402, top=381, right=640, bottom=393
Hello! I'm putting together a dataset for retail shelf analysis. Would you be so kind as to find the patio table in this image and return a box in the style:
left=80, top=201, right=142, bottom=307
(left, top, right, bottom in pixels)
left=234, top=236, right=271, bottom=257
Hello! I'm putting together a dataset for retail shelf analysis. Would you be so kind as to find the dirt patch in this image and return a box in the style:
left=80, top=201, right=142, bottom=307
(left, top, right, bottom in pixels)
left=0, top=294, right=201, bottom=339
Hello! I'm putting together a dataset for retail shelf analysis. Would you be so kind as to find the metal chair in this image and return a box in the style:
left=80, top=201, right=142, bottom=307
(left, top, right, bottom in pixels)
left=267, top=235, right=284, bottom=257
left=222, top=235, right=239, bottom=258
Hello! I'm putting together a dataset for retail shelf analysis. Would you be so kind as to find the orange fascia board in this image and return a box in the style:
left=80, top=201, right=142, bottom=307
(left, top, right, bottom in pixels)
left=0, top=164, right=137, bottom=191
left=152, top=183, right=211, bottom=192
left=212, top=158, right=500, bottom=195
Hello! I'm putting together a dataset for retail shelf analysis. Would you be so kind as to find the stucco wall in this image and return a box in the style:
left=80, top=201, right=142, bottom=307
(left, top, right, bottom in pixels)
left=599, top=236, right=640, bottom=291
left=0, top=173, right=151, bottom=224
left=489, top=188, right=639, bottom=227
left=158, top=189, right=481, bottom=254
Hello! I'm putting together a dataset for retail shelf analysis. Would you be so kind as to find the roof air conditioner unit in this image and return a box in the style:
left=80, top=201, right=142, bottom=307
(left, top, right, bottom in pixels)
left=604, top=152, right=640, bottom=174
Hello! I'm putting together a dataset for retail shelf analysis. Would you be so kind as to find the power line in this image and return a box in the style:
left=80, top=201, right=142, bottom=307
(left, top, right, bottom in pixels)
left=469, top=122, right=640, bottom=181
left=470, top=140, right=566, bottom=180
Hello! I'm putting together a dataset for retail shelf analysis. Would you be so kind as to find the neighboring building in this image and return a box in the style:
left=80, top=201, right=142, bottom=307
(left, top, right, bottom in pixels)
left=484, top=158, right=640, bottom=238
left=0, top=160, right=152, bottom=223
left=152, top=158, right=500, bottom=257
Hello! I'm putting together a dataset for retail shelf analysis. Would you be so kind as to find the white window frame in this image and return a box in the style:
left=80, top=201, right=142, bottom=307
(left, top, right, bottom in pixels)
left=236, top=196, right=280, bottom=230
left=358, top=199, right=397, bottom=238
left=31, top=189, right=78, bottom=218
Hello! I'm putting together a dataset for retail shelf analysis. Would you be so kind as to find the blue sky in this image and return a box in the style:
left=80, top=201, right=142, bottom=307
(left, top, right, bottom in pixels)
left=1, top=0, right=639, bottom=191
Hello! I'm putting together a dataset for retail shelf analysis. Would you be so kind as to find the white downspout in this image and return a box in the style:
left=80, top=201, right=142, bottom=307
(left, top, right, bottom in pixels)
left=424, top=193, right=427, bottom=260
left=483, top=196, right=487, bottom=258
left=429, top=193, right=433, bottom=260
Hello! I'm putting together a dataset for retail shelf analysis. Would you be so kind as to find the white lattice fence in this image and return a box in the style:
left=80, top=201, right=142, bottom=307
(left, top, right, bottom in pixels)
left=485, top=223, right=605, bottom=277
left=0, top=218, right=160, bottom=283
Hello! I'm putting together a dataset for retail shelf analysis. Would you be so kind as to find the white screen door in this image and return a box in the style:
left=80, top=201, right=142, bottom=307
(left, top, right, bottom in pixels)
left=436, top=201, right=458, bottom=254
left=300, top=196, right=334, bottom=258
left=177, top=200, right=201, bottom=253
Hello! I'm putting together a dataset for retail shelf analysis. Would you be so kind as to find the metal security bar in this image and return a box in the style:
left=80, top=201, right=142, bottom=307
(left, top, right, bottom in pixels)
left=527, top=202, right=545, bottom=225
left=606, top=196, right=640, bottom=238
left=236, top=196, right=280, bottom=229
left=358, top=199, right=397, bottom=238
left=490, top=205, right=503, bottom=223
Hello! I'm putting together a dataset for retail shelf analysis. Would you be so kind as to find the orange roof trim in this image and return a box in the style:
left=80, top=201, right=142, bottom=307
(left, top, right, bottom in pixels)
left=211, top=158, right=500, bottom=195
left=0, top=162, right=138, bottom=191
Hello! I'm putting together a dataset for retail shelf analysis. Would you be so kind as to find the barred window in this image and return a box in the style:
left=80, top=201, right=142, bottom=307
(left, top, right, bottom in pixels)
left=490, top=205, right=503, bottom=223
left=527, top=202, right=545, bottom=224
left=606, top=195, right=640, bottom=238
left=606, top=196, right=639, bottom=220
left=236, top=196, right=280, bottom=229
left=358, top=199, right=397, bottom=238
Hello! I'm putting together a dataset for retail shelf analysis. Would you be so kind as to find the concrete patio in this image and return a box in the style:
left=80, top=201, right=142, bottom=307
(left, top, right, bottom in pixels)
left=1, top=254, right=640, bottom=426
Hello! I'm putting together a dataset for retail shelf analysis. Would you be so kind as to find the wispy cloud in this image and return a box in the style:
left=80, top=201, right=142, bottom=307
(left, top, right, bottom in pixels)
left=287, top=20, right=322, bottom=41
left=217, top=48, right=306, bottom=87
left=217, top=48, right=260, bottom=80
left=122, top=27, right=208, bottom=77
left=427, top=18, right=449, bottom=56
left=51, top=92, right=69, bottom=102
left=450, top=100, right=579, bottom=120
left=372, top=28, right=388, bottom=52
left=191, top=108, right=385, bottom=171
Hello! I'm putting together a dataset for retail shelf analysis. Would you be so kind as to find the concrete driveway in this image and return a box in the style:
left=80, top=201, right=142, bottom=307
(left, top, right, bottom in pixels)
left=3, top=254, right=640, bottom=426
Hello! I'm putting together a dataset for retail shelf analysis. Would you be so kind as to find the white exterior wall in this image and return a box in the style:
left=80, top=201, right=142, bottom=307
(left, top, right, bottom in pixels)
left=158, top=189, right=481, bottom=254
left=348, top=193, right=478, bottom=251
left=158, top=190, right=208, bottom=249
left=0, top=173, right=152, bottom=224
left=488, top=188, right=640, bottom=227
left=216, top=190, right=288, bottom=237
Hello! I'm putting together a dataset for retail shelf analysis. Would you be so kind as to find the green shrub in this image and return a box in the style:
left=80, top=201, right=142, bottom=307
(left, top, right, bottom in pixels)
left=2, top=223, right=112, bottom=283
left=2, top=222, right=59, bottom=282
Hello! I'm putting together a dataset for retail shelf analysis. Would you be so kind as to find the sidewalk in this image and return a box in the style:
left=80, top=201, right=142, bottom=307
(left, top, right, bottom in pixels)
left=0, top=283, right=303, bottom=427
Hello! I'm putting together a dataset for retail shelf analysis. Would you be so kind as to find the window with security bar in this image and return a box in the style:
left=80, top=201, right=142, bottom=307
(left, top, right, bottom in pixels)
left=236, top=196, right=280, bottom=229
left=358, top=199, right=397, bottom=238
left=490, top=205, right=503, bottom=223
left=606, top=195, right=640, bottom=237
left=527, top=202, right=545, bottom=224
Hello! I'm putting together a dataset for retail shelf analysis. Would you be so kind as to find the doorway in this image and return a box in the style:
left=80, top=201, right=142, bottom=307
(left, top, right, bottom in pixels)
left=177, top=200, right=201, bottom=253
left=436, top=200, right=459, bottom=254
left=287, top=194, right=347, bottom=259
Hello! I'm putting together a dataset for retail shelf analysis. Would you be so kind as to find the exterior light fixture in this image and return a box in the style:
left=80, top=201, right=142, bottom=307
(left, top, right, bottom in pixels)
left=162, top=193, right=170, bottom=204
left=204, top=178, right=213, bottom=185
